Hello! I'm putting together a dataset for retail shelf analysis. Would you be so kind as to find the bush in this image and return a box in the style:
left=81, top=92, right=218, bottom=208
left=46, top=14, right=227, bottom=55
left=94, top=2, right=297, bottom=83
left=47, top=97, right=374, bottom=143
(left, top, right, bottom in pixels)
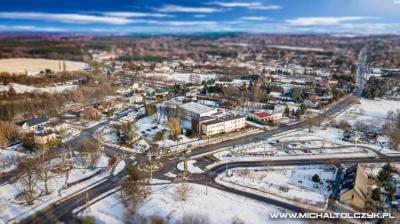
left=312, top=174, right=320, bottom=183
left=153, top=131, right=164, bottom=141
left=81, top=216, right=95, bottom=224
left=371, top=187, right=381, bottom=201
left=185, top=129, right=195, bottom=138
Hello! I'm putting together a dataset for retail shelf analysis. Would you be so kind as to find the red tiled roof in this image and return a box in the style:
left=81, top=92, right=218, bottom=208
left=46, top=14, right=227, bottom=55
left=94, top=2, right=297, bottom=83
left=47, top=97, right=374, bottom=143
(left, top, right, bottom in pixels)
left=255, top=112, right=271, bottom=118
left=83, top=107, right=101, bottom=115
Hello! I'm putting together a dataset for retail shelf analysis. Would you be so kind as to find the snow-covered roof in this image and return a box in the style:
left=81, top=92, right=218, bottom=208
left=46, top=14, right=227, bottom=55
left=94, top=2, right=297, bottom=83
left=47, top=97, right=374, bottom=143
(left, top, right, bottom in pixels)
left=179, top=102, right=215, bottom=115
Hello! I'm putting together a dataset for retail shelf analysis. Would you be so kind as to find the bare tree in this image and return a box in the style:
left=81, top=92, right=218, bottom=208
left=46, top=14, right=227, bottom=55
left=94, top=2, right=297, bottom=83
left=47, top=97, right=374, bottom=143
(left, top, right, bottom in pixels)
left=80, top=137, right=100, bottom=169
left=61, top=145, right=72, bottom=187
left=121, top=165, right=151, bottom=222
left=18, top=158, right=39, bottom=205
left=167, top=117, right=181, bottom=145
left=0, top=121, right=17, bottom=147
left=305, top=116, right=319, bottom=133
left=175, top=182, right=192, bottom=201
left=37, top=146, right=55, bottom=195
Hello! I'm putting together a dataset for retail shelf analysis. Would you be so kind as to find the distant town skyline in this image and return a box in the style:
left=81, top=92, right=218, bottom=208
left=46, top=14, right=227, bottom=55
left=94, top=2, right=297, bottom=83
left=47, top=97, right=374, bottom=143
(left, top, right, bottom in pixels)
left=0, top=0, right=399, bottom=34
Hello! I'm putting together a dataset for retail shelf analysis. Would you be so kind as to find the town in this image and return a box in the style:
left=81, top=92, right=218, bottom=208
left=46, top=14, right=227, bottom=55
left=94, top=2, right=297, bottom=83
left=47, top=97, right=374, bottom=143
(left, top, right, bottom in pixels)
left=0, top=1, right=400, bottom=224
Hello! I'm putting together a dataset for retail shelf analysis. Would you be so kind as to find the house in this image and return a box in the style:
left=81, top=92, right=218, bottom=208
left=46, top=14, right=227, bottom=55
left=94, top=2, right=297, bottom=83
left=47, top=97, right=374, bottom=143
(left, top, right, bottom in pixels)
left=69, top=107, right=83, bottom=116
left=201, top=115, right=246, bottom=136
left=34, top=131, right=57, bottom=145
left=248, top=111, right=282, bottom=123
left=96, top=102, right=114, bottom=113
left=82, top=107, right=102, bottom=119
left=178, top=102, right=218, bottom=120
left=268, top=91, right=282, bottom=99
left=339, top=164, right=368, bottom=209
left=19, top=116, right=49, bottom=132
left=304, top=95, right=320, bottom=108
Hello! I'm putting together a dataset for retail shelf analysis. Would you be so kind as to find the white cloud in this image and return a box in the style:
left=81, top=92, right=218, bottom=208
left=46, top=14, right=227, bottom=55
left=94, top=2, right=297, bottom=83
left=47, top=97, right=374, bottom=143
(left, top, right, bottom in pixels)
left=157, top=5, right=221, bottom=13
left=240, top=16, right=268, bottom=21
left=146, top=20, right=217, bottom=26
left=208, top=2, right=281, bottom=10
left=0, top=25, right=66, bottom=32
left=0, top=12, right=135, bottom=25
left=103, top=12, right=173, bottom=18
left=286, top=16, right=374, bottom=26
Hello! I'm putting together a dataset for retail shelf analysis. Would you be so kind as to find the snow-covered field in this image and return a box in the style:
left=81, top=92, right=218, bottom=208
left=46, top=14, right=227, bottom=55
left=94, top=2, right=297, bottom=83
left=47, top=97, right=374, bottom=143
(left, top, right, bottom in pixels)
left=0, top=83, right=78, bottom=94
left=79, top=181, right=302, bottom=224
left=0, top=58, right=88, bottom=75
left=216, top=166, right=335, bottom=206
left=0, top=154, right=110, bottom=223
left=177, top=160, right=203, bottom=173
left=145, top=72, right=216, bottom=83
left=135, top=115, right=196, bottom=148
left=338, top=99, right=400, bottom=128
left=0, top=143, right=31, bottom=174
left=213, top=127, right=371, bottom=162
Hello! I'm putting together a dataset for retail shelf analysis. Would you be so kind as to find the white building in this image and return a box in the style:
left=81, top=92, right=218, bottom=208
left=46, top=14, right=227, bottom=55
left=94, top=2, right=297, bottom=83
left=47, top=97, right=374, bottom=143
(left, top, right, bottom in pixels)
left=178, top=102, right=218, bottom=120
left=202, top=116, right=246, bottom=136
left=129, top=94, right=144, bottom=104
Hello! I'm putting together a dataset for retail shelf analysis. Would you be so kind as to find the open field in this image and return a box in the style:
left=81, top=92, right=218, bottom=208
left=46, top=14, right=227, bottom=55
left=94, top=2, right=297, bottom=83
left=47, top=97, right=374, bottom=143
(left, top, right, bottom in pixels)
left=0, top=58, right=88, bottom=75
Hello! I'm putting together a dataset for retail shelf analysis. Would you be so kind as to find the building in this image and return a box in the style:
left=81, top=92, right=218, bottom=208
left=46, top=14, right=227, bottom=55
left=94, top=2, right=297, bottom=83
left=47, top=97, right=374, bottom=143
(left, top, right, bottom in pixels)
left=192, top=116, right=214, bottom=134
left=304, top=95, right=320, bottom=108
left=129, top=94, right=144, bottom=104
left=19, top=116, right=49, bottom=132
left=82, top=107, right=102, bottom=119
left=339, top=164, right=368, bottom=209
left=202, top=115, right=246, bottom=136
left=96, top=102, right=114, bottom=113
left=178, top=102, right=218, bottom=120
left=248, top=111, right=282, bottom=123
left=34, top=132, right=57, bottom=145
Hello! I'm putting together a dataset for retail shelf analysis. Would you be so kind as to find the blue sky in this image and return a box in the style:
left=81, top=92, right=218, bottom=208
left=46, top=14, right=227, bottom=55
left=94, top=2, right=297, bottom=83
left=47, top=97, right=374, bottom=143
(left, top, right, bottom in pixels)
left=0, top=0, right=399, bottom=34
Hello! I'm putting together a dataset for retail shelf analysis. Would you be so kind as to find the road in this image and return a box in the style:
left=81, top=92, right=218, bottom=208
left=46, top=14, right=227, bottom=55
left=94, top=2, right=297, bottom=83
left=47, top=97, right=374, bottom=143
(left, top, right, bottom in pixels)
left=19, top=170, right=127, bottom=224
left=355, top=47, right=368, bottom=97
left=18, top=48, right=371, bottom=222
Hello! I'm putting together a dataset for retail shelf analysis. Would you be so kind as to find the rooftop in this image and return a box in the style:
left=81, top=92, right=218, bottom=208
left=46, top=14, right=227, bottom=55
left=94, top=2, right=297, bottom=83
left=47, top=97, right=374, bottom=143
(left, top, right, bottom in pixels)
left=203, top=115, right=245, bottom=126
left=23, top=116, right=49, bottom=127
left=179, top=102, right=216, bottom=115
left=254, top=112, right=271, bottom=118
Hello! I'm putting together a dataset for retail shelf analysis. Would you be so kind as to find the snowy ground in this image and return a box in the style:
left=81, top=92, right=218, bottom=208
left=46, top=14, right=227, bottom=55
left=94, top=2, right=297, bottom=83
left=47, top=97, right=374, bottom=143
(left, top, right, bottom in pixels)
left=0, top=83, right=78, bottom=94
left=337, top=99, right=400, bottom=129
left=101, top=126, right=118, bottom=144
left=213, top=127, right=372, bottom=162
left=78, top=181, right=302, bottom=224
left=0, top=143, right=31, bottom=174
left=135, top=115, right=197, bottom=148
left=113, top=160, right=126, bottom=176
left=216, top=166, right=335, bottom=206
left=0, top=154, right=110, bottom=223
left=145, top=72, right=216, bottom=84
left=177, top=160, right=203, bottom=173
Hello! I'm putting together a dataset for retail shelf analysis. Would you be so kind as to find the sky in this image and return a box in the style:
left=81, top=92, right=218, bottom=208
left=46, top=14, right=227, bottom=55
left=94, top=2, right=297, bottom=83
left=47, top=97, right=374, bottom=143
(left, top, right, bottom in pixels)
left=0, top=0, right=399, bottom=34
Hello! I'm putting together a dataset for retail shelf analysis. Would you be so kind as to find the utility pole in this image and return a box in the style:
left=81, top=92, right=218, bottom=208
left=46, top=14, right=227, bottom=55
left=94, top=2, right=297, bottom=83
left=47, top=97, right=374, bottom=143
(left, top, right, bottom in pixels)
left=264, top=141, right=266, bottom=158
left=148, top=152, right=153, bottom=180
